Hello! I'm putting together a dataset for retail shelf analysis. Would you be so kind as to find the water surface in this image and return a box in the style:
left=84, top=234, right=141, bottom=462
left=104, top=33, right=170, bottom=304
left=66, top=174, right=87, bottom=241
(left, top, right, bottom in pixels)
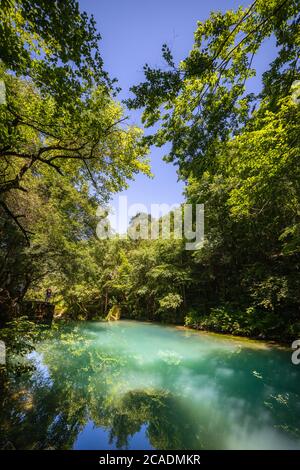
left=1, top=320, right=300, bottom=449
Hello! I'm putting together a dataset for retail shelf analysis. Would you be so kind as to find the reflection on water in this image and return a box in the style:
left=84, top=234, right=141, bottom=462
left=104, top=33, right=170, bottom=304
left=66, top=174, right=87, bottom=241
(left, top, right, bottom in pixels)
left=0, top=320, right=299, bottom=449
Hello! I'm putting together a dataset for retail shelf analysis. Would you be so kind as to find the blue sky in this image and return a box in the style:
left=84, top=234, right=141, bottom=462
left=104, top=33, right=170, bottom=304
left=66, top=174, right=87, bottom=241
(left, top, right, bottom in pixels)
left=79, top=0, right=277, bottom=228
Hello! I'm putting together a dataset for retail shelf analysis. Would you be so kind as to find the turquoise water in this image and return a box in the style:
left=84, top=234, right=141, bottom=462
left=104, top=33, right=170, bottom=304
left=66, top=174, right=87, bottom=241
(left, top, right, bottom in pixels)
left=1, top=320, right=300, bottom=449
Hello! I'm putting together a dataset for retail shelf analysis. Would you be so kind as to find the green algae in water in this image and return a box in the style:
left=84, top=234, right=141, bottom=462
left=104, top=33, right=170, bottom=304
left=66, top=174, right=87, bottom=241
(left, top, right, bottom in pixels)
left=1, top=320, right=299, bottom=450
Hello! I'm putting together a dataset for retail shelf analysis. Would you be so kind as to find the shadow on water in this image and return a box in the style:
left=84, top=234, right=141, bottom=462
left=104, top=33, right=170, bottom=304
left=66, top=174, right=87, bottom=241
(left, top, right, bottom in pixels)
left=0, top=321, right=299, bottom=449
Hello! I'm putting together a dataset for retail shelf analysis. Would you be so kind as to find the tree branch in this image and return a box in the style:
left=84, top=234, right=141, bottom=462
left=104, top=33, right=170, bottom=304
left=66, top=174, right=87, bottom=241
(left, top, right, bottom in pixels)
left=0, top=200, right=33, bottom=246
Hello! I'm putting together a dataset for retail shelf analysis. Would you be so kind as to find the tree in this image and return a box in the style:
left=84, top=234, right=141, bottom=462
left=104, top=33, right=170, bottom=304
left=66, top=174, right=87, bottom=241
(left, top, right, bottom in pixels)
left=0, top=69, right=149, bottom=237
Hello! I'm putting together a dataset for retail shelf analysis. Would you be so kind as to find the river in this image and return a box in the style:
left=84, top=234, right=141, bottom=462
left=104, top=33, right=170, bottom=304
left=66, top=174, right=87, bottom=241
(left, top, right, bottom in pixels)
left=1, top=320, right=299, bottom=449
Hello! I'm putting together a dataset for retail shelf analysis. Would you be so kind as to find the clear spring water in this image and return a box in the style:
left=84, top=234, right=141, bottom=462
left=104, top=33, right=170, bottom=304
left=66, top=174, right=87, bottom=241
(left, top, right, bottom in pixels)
left=1, top=320, right=300, bottom=449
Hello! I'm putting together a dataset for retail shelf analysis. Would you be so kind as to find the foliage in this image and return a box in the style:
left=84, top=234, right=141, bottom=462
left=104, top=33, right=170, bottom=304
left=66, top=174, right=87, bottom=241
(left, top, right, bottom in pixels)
left=120, top=0, right=300, bottom=340
left=159, top=293, right=183, bottom=311
left=184, top=306, right=296, bottom=340
left=0, top=0, right=149, bottom=316
left=0, top=0, right=112, bottom=103
left=127, top=0, right=299, bottom=178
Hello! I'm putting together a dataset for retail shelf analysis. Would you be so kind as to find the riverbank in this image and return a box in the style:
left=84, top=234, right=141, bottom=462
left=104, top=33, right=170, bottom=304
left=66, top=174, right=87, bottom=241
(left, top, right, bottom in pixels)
left=56, top=314, right=293, bottom=349
left=182, top=307, right=300, bottom=346
left=176, top=325, right=290, bottom=350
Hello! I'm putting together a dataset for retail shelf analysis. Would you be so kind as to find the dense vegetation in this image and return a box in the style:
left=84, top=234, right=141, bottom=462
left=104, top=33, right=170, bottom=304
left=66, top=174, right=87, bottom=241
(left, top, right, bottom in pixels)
left=0, top=0, right=299, bottom=347
left=0, top=0, right=149, bottom=323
